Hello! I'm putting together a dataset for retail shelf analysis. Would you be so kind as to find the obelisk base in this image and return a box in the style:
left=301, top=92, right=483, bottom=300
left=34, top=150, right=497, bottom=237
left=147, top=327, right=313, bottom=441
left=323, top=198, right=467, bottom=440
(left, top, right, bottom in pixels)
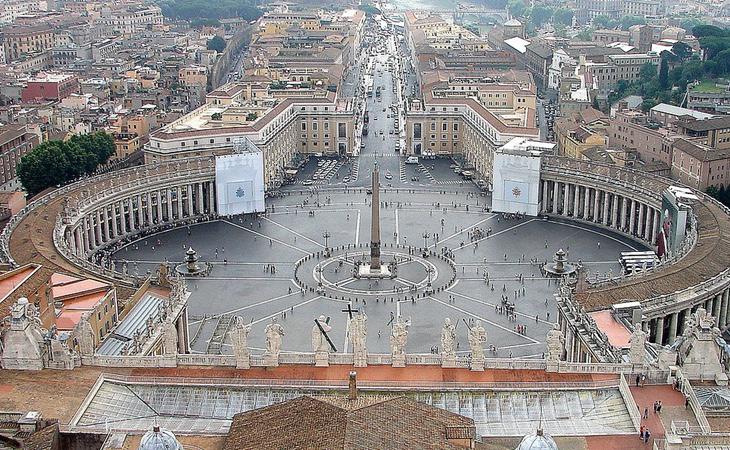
left=358, top=263, right=391, bottom=279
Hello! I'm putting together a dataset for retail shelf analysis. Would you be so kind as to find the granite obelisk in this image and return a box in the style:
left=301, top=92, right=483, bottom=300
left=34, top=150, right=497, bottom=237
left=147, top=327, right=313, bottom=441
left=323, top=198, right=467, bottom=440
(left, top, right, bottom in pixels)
left=370, top=168, right=381, bottom=271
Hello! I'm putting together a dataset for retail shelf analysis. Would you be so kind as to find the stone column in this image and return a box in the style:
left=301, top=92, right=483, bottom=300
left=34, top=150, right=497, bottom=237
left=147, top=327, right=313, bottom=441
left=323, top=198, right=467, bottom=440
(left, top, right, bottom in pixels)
left=612, top=194, right=619, bottom=228
left=620, top=197, right=628, bottom=231
left=128, top=197, right=136, bottom=231
left=147, top=192, right=154, bottom=226
left=629, top=200, right=636, bottom=236
left=563, top=183, right=569, bottom=216
left=551, top=182, right=558, bottom=214
left=573, top=183, right=580, bottom=217
left=156, top=190, right=163, bottom=223
left=88, top=216, right=97, bottom=250
left=111, top=203, right=118, bottom=238
left=637, top=204, right=645, bottom=239
left=95, top=210, right=103, bottom=244
left=651, top=209, right=660, bottom=245
left=74, top=228, right=83, bottom=256
left=655, top=316, right=665, bottom=345
left=723, top=289, right=730, bottom=327
left=136, top=194, right=144, bottom=228
left=176, top=186, right=184, bottom=220
left=602, top=192, right=610, bottom=225
left=187, top=185, right=194, bottom=217
left=197, top=183, right=204, bottom=215
left=714, top=294, right=722, bottom=327
left=592, top=189, right=600, bottom=223
left=643, top=207, right=652, bottom=241
left=668, top=312, right=678, bottom=343
left=120, top=201, right=127, bottom=235
left=583, top=187, right=590, bottom=220
left=167, top=189, right=173, bottom=221
left=81, top=221, right=89, bottom=253
left=102, top=207, right=110, bottom=241
left=208, top=182, right=215, bottom=214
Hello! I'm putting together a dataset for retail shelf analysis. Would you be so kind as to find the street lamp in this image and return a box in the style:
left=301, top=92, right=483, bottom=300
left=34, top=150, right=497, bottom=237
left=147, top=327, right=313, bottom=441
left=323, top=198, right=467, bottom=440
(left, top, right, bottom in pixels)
left=322, top=230, right=331, bottom=256
left=422, top=231, right=430, bottom=249
left=424, top=266, right=434, bottom=295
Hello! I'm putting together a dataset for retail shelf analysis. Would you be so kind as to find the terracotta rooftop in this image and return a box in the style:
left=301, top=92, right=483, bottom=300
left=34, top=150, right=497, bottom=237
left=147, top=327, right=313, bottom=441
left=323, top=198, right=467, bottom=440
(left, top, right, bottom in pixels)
left=223, top=395, right=475, bottom=450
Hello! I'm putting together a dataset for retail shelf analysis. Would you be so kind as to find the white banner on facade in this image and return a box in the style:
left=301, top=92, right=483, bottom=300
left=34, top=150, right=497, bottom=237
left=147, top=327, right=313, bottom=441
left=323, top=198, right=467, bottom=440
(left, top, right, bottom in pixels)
left=215, top=152, right=265, bottom=215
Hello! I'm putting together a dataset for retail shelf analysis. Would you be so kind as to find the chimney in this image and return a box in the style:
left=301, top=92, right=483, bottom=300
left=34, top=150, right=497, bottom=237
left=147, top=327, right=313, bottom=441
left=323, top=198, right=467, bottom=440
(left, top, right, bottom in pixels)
left=348, top=371, right=357, bottom=400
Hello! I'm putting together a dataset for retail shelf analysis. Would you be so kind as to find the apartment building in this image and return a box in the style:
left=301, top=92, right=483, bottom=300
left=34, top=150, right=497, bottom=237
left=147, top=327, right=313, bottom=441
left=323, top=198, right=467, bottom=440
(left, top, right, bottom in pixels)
left=589, top=53, right=660, bottom=99
left=96, top=5, right=163, bottom=36
left=405, top=94, right=539, bottom=179
left=2, top=24, right=54, bottom=61
left=0, top=124, right=40, bottom=187
left=145, top=84, right=354, bottom=190
left=608, top=110, right=679, bottom=166
left=675, top=116, right=730, bottom=150
left=671, top=139, right=730, bottom=190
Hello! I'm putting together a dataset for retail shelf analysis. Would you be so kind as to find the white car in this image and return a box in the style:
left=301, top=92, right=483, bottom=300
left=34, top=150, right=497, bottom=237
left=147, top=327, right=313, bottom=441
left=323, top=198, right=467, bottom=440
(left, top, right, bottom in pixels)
left=302, top=180, right=314, bottom=186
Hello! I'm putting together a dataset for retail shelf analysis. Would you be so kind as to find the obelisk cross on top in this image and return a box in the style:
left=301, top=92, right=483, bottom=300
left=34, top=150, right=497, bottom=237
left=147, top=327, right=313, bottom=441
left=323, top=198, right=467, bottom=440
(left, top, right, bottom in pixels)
left=370, top=167, right=381, bottom=270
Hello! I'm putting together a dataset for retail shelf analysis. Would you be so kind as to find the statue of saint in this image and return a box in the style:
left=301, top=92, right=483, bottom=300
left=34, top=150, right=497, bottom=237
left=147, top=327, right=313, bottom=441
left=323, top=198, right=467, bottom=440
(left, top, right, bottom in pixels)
left=349, top=312, right=368, bottom=365
left=76, top=317, right=96, bottom=357
left=230, top=316, right=251, bottom=366
left=628, top=327, right=647, bottom=364
left=312, top=315, right=332, bottom=353
left=468, top=320, right=487, bottom=361
left=264, top=319, right=285, bottom=358
left=440, top=318, right=456, bottom=358
left=545, top=323, right=565, bottom=362
left=390, top=316, right=409, bottom=358
left=162, top=318, right=178, bottom=355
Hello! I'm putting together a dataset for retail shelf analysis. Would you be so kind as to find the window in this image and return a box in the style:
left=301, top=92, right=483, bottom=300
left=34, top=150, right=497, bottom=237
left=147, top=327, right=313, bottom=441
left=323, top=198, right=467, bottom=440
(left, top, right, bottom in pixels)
left=338, top=123, right=346, bottom=138
left=453, top=123, right=459, bottom=131
left=301, top=122, right=307, bottom=131
left=414, top=123, right=422, bottom=139
left=442, top=123, right=447, bottom=131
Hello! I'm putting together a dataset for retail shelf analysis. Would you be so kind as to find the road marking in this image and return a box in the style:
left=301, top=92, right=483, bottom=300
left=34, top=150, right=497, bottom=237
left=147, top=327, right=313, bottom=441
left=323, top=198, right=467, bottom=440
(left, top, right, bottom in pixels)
left=222, top=220, right=310, bottom=254
left=453, top=219, right=537, bottom=252
left=263, top=216, right=325, bottom=248
left=250, top=296, right=323, bottom=326
left=428, top=296, right=540, bottom=344
left=395, top=208, right=400, bottom=244
left=355, top=210, right=361, bottom=245
left=431, top=216, right=495, bottom=248
left=445, top=289, right=554, bottom=325
left=189, top=290, right=303, bottom=325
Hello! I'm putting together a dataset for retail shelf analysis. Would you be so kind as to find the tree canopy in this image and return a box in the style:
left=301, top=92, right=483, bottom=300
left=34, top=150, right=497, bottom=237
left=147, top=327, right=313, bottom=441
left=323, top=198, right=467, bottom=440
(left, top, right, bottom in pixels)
left=207, top=36, right=226, bottom=52
left=17, top=132, right=115, bottom=196
left=157, top=0, right=262, bottom=21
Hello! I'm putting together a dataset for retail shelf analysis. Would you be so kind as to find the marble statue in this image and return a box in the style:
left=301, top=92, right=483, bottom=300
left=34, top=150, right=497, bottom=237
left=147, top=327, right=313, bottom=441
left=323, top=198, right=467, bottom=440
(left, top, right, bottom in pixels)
left=390, top=316, right=409, bottom=367
left=628, top=327, right=647, bottom=364
left=162, top=318, right=178, bottom=356
left=312, top=315, right=332, bottom=353
left=1, top=298, right=49, bottom=370
left=349, top=312, right=368, bottom=367
left=264, top=319, right=285, bottom=365
left=230, top=316, right=251, bottom=369
left=545, top=323, right=565, bottom=363
left=468, top=320, right=487, bottom=361
left=440, top=318, right=457, bottom=367
left=75, top=316, right=96, bottom=357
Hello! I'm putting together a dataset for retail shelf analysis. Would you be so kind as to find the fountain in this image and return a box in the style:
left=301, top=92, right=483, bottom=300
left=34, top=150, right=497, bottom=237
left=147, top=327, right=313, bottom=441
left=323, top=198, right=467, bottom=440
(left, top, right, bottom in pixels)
left=543, top=248, right=577, bottom=277
left=175, top=247, right=209, bottom=276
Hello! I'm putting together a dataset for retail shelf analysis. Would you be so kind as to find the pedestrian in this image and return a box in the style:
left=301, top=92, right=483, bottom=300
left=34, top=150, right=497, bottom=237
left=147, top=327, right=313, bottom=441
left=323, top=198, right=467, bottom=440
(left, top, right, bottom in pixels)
left=639, top=425, right=644, bottom=439
left=653, top=401, right=658, bottom=413
left=685, top=397, right=689, bottom=409
left=644, top=430, right=650, bottom=443
left=643, top=407, right=648, bottom=419
left=636, top=375, right=641, bottom=387
left=657, top=401, right=662, bottom=413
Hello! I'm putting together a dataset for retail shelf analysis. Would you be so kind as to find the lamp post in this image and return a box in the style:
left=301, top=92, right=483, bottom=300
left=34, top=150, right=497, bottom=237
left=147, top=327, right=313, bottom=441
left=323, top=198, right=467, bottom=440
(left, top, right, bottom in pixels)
left=422, top=231, right=430, bottom=249
left=322, top=230, right=331, bottom=256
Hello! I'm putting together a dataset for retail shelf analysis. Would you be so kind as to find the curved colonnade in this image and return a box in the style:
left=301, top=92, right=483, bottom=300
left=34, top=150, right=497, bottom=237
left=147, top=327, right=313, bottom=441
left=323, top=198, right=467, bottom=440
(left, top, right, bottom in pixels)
left=1, top=156, right=729, bottom=350
left=541, top=156, right=730, bottom=347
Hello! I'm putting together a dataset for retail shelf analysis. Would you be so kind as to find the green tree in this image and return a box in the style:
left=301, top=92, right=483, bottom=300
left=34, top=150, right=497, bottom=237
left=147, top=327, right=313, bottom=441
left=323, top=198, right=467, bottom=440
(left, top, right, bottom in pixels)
left=207, top=36, right=226, bottom=53
left=692, top=24, right=726, bottom=38
left=619, top=15, right=646, bottom=30
left=17, top=132, right=115, bottom=196
left=671, top=42, right=693, bottom=61
left=529, top=5, right=553, bottom=28
left=158, top=0, right=262, bottom=21
left=639, top=62, right=658, bottom=83
left=552, top=8, right=573, bottom=26
left=659, top=57, right=669, bottom=89
left=575, top=29, right=593, bottom=41
left=507, top=0, right=528, bottom=18
left=592, top=15, right=616, bottom=29
left=640, top=98, right=658, bottom=112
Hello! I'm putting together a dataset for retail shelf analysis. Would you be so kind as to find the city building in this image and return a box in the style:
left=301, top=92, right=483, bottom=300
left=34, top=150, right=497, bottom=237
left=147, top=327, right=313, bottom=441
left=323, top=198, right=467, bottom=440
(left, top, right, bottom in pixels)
left=608, top=109, right=679, bottom=166
left=671, top=138, right=730, bottom=190
left=0, top=124, right=40, bottom=188
left=1, top=24, right=54, bottom=62
left=21, top=72, right=80, bottom=103
left=676, top=115, right=730, bottom=150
